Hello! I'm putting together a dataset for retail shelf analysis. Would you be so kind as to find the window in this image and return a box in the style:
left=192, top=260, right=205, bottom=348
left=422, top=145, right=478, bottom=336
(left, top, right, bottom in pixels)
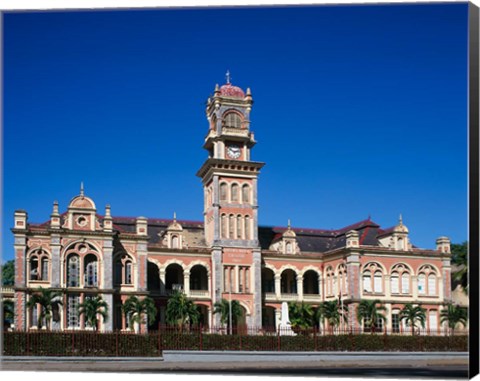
left=229, top=215, right=235, bottom=239
left=237, top=215, right=242, bottom=239
left=172, top=235, right=179, bottom=249
left=221, top=214, right=227, bottom=238
left=84, top=255, right=98, bottom=287
left=231, top=184, right=239, bottom=202
left=30, top=258, right=39, bottom=280
left=67, top=294, right=80, bottom=328
left=325, top=267, right=334, bottom=296
left=224, top=112, right=242, bottom=128
left=41, top=259, right=49, bottom=281
left=242, top=184, right=250, bottom=203
left=374, top=271, right=383, bottom=293
left=363, top=271, right=372, bottom=293
left=244, top=216, right=250, bottom=240
left=429, top=310, right=438, bottom=332
left=115, top=261, right=122, bottom=285
left=125, top=262, right=133, bottom=284
left=286, top=241, right=293, bottom=254
left=428, top=274, right=437, bottom=296
left=391, top=264, right=411, bottom=295
left=392, top=312, right=400, bottom=333
left=401, top=273, right=410, bottom=294
left=220, top=183, right=227, bottom=201
left=418, top=274, right=426, bottom=295
left=390, top=273, right=399, bottom=294
left=67, top=255, right=80, bottom=287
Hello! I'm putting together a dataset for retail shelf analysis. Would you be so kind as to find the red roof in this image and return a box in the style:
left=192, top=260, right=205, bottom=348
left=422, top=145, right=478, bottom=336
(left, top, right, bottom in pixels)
left=220, top=83, right=245, bottom=98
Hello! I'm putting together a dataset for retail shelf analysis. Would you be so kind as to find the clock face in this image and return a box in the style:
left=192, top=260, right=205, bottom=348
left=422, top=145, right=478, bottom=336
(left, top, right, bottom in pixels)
left=227, top=145, right=241, bottom=159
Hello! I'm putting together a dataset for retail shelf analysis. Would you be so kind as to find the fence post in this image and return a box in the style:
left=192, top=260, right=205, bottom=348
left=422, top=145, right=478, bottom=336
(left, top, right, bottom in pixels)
left=26, top=330, right=30, bottom=356
left=158, top=327, right=162, bottom=356
left=277, top=326, right=281, bottom=351
left=71, top=331, right=75, bottom=355
left=116, top=330, right=119, bottom=357
left=199, top=325, right=203, bottom=351
left=314, top=326, right=318, bottom=351
left=239, top=330, right=242, bottom=351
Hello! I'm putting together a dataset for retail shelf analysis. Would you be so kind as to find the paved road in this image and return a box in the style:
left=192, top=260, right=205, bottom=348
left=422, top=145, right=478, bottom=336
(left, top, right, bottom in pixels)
left=1, top=359, right=469, bottom=378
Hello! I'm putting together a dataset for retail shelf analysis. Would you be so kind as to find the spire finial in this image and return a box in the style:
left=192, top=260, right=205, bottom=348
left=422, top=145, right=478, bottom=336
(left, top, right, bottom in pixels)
left=226, top=70, right=231, bottom=84
left=173, top=211, right=177, bottom=222
left=80, top=181, right=84, bottom=197
left=287, top=219, right=291, bottom=229
left=53, top=200, right=59, bottom=214
left=399, top=214, right=403, bottom=225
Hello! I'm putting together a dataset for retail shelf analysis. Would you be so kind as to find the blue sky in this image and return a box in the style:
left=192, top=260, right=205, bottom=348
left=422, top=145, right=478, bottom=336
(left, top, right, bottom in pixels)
left=2, top=3, right=468, bottom=261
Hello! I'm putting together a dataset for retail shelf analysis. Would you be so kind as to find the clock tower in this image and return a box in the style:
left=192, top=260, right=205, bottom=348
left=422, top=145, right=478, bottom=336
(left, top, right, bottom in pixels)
left=196, top=73, right=264, bottom=327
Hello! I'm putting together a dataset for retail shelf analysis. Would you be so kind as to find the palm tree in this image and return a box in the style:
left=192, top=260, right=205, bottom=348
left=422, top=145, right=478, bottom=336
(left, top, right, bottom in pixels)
left=213, top=298, right=243, bottom=334
left=26, top=287, right=63, bottom=330
left=399, top=303, right=426, bottom=336
left=78, top=295, right=108, bottom=331
left=165, top=290, right=200, bottom=329
left=320, top=300, right=347, bottom=334
left=451, top=242, right=468, bottom=295
left=288, top=302, right=314, bottom=330
left=2, top=299, right=14, bottom=329
left=356, top=299, right=386, bottom=334
left=440, top=304, right=468, bottom=335
left=122, top=296, right=157, bottom=333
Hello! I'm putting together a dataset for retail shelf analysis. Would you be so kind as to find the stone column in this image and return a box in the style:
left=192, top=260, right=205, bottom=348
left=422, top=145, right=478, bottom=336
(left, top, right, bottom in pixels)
left=296, top=275, right=303, bottom=300
left=385, top=303, right=392, bottom=331
left=183, top=270, right=190, bottom=295
left=50, top=234, right=61, bottom=288
left=102, top=238, right=114, bottom=331
left=13, top=211, right=28, bottom=331
left=212, top=175, right=220, bottom=243
left=159, top=268, right=166, bottom=295
left=211, top=248, right=223, bottom=326
left=384, top=275, right=391, bottom=299
left=346, top=252, right=361, bottom=330
left=275, top=308, right=281, bottom=330
left=252, top=249, right=262, bottom=328
left=412, top=276, right=418, bottom=299
left=252, top=178, right=259, bottom=244
left=442, top=259, right=451, bottom=302
left=318, top=276, right=323, bottom=299
left=235, top=266, right=240, bottom=293
left=274, top=274, right=281, bottom=299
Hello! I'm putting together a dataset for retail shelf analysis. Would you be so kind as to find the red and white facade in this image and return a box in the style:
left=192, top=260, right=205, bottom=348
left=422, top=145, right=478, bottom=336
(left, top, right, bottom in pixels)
left=13, top=79, right=453, bottom=333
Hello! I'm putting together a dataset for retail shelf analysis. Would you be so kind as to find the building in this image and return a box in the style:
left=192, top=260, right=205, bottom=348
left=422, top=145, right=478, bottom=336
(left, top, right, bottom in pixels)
left=12, top=77, right=453, bottom=333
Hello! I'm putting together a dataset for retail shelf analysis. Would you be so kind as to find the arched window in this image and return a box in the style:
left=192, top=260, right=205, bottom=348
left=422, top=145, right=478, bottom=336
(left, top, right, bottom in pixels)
left=244, top=216, right=250, bottom=240
left=362, top=271, right=372, bottom=293
left=125, top=262, right=133, bottom=284
left=286, top=241, right=293, bottom=254
left=30, top=257, right=39, bottom=281
left=362, top=263, right=383, bottom=294
left=401, top=273, right=410, bottom=294
left=418, top=265, right=438, bottom=296
left=325, top=266, right=334, bottom=296
left=220, top=183, right=227, bottom=201
left=337, top=264, right=347, bottom=295
left=221, top=214, right=227, bottom=238
left=29, top=249, right=49, bottom=281
left=428, top=274, right=437, bottom=296
left=172, top=235, right=179, bottom=249
left=231, top=184, right=239, bottom=202
left=229, top=214, right=235, bottom=238
left=237, top=215, right=243, bottom=239
left=418, top=274, right=426, bottom=295
left=67, top=255, right=80, bottom=287
left=84, top=254, right=98, bottom=287
left=224, top=112, right=242, bottom=128
left=391, top=264, right=411, bottom=295
left=41, top=258, right=49, bottom=281
left=242, top=184, right=250, bottom=203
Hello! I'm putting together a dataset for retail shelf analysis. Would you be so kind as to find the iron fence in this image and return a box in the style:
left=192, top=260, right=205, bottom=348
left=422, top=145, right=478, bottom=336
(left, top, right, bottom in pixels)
left=2, top=326, right=468, bottom=356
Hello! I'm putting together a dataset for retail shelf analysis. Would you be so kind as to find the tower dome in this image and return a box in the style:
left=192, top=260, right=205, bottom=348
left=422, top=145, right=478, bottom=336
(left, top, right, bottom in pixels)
left=218, top=70, right=245, bottom=98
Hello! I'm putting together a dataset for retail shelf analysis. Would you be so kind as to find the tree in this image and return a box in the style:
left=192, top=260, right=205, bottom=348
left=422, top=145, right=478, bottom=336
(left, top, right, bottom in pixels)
left=1, top=260, right=15, bottom=286
left=440, top=304, right=468, bottom=335
left=356, top=299, right=386, bottom=334
left=399, top=303, right=426, bottom=336
left=122, top=296, right=157, bottom=332
left=165, top=290, right=200, bottom=328
left=78, top=295, right=108, bottom=331
left=213, top=298, right=243, bottom=333
left=320, top=300, right=347, bottom=334
left=26, top=287, right=63, bottom=330
left=2, top=299, right=14, bottom=329
left=288, top=302, right=314, bottom=330
left=451, top=241, right=468, bottom=295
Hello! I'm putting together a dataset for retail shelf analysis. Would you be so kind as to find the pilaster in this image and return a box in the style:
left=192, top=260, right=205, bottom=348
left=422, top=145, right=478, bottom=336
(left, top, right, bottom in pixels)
left=50, top=234, right=61, bottom=288
left=252, top=249, right=262, bottom=327
left=211, top=248, right=223, bottom=326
